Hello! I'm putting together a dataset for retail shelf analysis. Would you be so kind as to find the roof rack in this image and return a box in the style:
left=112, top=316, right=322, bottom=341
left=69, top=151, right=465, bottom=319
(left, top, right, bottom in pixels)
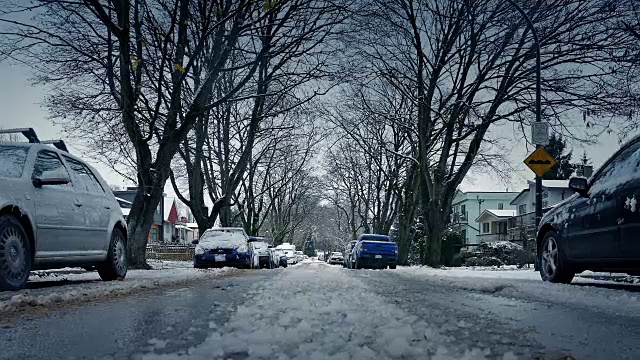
left=0, top=128, right=70, bottom=153
left=0, top=128, right=40, bottom=143
left=40, top=140, right=69, bottom=153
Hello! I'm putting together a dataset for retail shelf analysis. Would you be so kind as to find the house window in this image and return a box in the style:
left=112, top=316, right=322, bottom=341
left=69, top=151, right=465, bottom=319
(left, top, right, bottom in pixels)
left=498, top=203, right=504, bottom=210
left=151, top=228, right=158, bottom=242
left=482, top=223, right=490, bottom=233
left=461, top=204, right=466, bottom=214
left=542, top=191, right=549, bottom=199
left=518, top=204, right=527, bottom=215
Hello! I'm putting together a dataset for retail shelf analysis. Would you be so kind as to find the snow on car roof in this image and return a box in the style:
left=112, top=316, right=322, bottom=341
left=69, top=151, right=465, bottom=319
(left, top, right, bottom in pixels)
left=199, top=231, right=247, bottom=248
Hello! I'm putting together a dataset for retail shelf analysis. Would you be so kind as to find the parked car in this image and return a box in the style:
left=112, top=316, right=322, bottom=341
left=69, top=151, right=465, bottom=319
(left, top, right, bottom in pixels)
left=350, top=234, right=398, bottom=269
left=328, top=252, right=344, bottom=265
left=0, top=129, right=128, bottom=291
left=537, top=136, right=640, bottom=283
left=193, top=230, right=250, bottom=268
left=295, top=251, right=304, bottom=263
left=248, top=238, right=270, bottom=269
left=343, top=241, right=357, bottom=268
left=276, top=243, right=297, bottom=264
left=269, top=248, right=287, bottom=268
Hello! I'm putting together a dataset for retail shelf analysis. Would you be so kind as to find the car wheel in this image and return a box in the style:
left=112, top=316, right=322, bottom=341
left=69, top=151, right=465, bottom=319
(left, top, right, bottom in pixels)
left=98, top=227, right=128, bottom=281
left=0, top=216, right=31, bottom=291
left=539, top=231, right=574, bottom=284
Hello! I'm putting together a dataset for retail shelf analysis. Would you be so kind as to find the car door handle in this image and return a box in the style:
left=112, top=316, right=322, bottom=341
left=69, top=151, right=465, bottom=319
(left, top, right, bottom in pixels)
left=74, top=199, right=83, bottom=207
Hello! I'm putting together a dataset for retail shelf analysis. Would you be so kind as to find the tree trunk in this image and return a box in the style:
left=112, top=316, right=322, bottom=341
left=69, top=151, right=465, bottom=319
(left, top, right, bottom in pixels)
left=126, top=186, right=164, bottom=269
left=424, top=209, right=445, bottom=267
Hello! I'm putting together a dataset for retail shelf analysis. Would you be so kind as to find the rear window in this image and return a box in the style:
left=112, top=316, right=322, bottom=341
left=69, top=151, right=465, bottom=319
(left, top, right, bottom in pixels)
left=252, top=242, right=267, bottom=249
left=0, top=145, right=28, bottom=178
left=360, top=235, right=391, bottom=242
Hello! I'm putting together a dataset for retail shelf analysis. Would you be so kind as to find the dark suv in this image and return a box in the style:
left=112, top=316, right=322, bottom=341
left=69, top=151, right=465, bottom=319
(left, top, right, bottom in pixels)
left=537, top=136, right=640, bottom=283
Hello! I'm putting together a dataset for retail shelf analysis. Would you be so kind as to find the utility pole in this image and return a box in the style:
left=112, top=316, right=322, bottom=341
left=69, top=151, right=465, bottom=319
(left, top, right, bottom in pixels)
left=505, top=0, right=542, bottom=270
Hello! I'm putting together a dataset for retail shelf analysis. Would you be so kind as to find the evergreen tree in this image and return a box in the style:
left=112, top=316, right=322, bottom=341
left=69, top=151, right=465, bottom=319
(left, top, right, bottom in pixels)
left=542, top=134, right=574, bottom=180
left=580, top=151, right=591, bottom=166
left=302, top=234, right=316, bottom=257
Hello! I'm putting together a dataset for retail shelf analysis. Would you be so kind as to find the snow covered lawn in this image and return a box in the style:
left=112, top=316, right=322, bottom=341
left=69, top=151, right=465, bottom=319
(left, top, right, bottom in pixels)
left=394, top=266, right=640, bottom=318
left=141, top=262, right=522, bottom=360
left=0, top=260, right=236, bottom=316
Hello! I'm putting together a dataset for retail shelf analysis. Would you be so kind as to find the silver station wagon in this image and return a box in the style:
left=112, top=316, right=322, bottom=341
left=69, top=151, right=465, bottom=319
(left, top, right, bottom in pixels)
left=0, top=128, right=127, bottom=291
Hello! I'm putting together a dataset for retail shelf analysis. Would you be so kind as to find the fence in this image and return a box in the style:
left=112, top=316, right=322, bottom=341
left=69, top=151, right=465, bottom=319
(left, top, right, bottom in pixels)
left=146, top=243, right=195, bottom=261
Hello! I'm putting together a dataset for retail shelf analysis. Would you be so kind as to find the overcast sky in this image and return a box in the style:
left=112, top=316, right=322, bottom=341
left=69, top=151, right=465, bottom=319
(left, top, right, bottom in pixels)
left=0, top=62, right=629, bottom=197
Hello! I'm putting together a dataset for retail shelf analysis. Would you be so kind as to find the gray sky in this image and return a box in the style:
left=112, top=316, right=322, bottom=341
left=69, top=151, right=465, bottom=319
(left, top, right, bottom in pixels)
left=0, top=62, right=629, bottom=195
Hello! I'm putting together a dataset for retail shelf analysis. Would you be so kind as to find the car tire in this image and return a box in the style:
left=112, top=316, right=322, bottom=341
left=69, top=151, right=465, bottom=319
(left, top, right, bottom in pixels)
left=539, top=231, right=574, bottom=284
left=98, top=227, right=128, bottom=281
left=389, top=264, right=396, bottom=269
left=0, top=215, right=31, bottom=291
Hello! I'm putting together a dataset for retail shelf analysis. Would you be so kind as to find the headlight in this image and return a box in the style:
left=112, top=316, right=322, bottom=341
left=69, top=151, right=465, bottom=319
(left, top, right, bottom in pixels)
left=237, top=244, right=248, bottom=252
left=195, top=246, right=205, bottom=255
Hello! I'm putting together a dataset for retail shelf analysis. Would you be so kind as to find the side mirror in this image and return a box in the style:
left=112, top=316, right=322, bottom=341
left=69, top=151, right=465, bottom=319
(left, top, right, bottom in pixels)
left=32, top=170, right=71, bottom=188
left=569, top=176, right=589, bottom=196
left=191, top=239, right=199, bottom=245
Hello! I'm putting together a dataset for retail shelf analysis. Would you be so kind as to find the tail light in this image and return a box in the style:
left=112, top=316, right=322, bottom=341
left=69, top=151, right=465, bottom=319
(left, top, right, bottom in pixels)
left=360, top=243, right=364, bottom=250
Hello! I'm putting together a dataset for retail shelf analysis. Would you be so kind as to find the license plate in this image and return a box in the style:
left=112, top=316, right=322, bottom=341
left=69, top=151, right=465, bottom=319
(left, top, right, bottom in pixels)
left=214, top=254, right=226, bottom=262
left=375, top=255, right=382, bottom=259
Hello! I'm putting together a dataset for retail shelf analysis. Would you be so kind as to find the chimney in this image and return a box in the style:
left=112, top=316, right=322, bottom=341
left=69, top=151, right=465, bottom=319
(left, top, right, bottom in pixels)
left=583, top=165, right=593, bottom=178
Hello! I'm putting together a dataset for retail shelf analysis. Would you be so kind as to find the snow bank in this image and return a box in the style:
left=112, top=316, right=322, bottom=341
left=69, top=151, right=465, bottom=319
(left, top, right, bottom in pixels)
left=140, top=263, right=519, bottom=360
left=0, top=261, right=235, bottom=314
left=395, top=267, right=640, bottom=318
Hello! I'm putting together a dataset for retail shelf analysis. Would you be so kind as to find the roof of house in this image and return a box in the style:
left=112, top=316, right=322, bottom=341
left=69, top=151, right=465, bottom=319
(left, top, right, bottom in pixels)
left=475, top=209, right=517, bottom=222
left=164, top=197, right=178, bottom=223
left=527, top=179, right=570, bottom=189
left=453, top=190, right=520, bottom=204
left=510, top=189, right=530, bottom=205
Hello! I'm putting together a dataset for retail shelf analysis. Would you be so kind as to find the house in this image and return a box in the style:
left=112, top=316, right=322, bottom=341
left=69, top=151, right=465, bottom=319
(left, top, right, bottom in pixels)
left=450, top=190, right=520, bottom=244
left=507, top=179, right=575, bottom=245
left=475, top=209, right=517, bottom=242
left=113, top=187, right=165, bottom=243
left=163, top=197, right=179, bottom=243
left=510, top=179, right=573, bottom=216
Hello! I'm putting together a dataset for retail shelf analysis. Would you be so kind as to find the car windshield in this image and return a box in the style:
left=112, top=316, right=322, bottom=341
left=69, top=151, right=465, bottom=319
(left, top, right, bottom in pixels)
left=0, top=145, right=28, bottom=178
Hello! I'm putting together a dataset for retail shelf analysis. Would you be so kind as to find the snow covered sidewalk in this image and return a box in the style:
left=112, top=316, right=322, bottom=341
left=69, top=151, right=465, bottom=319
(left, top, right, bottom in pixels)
left=141, top=262, right=520, bottom=360
left=394, top=266, right=640, bottom=319
left=0, top=260, right=235, bottom=316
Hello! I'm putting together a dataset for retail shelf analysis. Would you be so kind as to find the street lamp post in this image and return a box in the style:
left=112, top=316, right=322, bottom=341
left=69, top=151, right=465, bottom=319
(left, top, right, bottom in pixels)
left=505, top=0, right=542, bottom=269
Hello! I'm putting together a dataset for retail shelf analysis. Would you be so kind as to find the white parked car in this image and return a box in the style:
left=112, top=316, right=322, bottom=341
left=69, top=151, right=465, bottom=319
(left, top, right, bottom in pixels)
left=295, top=251, right=304, bottom=263
left=0, top=128, right=128, bottom=291
left=276, top=243, right=297, bottom=264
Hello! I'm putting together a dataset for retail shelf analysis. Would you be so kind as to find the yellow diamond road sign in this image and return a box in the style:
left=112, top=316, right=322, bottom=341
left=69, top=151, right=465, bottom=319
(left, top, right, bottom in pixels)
left=524, top=147, right=557, bottom=177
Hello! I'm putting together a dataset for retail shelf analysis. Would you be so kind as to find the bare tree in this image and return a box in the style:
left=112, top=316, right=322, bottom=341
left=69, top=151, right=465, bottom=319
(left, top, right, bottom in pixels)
left=348, top=0, right=636, bottom=265
left=0, top=0, right=274, bottom=267
left=169, top=0, right=346, bottom=236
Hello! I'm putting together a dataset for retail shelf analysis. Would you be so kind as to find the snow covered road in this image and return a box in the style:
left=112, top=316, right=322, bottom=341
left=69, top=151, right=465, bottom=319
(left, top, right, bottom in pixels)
left=0, top=262, right=639, bottom=359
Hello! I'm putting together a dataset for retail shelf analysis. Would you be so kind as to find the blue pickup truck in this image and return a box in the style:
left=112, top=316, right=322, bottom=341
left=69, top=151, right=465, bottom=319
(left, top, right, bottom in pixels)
left=350, top=234, right=398, bottom=269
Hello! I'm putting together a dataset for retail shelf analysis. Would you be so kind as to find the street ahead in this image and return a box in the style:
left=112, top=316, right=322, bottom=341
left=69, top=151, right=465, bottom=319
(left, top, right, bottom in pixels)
left=1, top=262, right=639, bottom=360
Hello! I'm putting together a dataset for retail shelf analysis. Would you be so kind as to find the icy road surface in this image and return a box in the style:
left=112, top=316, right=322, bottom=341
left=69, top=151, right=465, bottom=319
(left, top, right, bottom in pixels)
left=1, top=262, right=639, bottom=359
